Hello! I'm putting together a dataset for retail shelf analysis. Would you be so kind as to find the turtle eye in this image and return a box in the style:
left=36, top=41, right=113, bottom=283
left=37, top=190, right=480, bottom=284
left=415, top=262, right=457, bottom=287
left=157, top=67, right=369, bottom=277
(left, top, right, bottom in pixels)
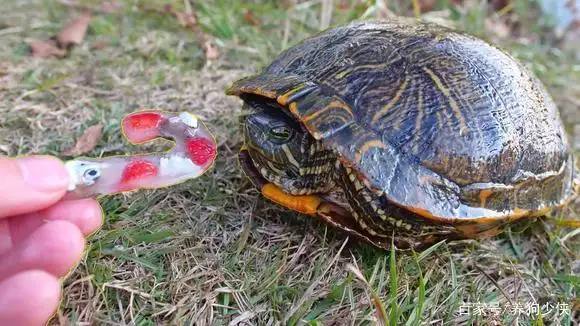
left=269, top=126, right=293, bottom=141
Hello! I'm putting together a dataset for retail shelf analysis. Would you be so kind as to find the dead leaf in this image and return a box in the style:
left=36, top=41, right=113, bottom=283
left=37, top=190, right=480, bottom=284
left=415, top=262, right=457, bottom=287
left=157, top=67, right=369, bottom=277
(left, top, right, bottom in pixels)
left=491, top=0, right=510, bottom=11
left=243, top=10, right=261, bottom=26
left=57, top=11, right=92, bottom=47
left=27, top=9, right=93, bottom=59
left=90, top=40, right=109, bottom=50
left=139, top=4, right=197, bottom=32
left=61, top=123, right=103, bottom=156
left=173, top=11, right=197, bottom=30
left=203, top=38, right=219, bottom=60
left=162, top=4, right=197, bottom=30
left=29, top=39, right=67, bottom=58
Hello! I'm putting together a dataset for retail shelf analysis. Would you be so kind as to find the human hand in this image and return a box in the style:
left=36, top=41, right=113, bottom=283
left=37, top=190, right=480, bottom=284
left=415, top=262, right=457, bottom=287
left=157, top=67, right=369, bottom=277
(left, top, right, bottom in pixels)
left=0, top=155, right=103, bottom=326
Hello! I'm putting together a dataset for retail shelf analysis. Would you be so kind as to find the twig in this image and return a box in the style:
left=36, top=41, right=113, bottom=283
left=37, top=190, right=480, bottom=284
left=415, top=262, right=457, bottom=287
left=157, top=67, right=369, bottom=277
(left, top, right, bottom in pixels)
left=103, top=282, right=154, bottom=299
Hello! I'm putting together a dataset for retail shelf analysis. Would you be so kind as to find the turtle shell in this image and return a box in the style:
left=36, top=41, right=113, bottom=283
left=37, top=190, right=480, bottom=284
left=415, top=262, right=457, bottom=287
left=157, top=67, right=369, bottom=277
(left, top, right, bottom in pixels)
left=227, top=18, right=576, bottom=222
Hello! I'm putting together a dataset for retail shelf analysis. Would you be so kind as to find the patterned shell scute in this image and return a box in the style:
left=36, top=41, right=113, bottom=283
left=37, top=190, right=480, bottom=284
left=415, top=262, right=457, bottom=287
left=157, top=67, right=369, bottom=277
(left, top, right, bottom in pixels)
left=228, top=18, right=575, bottom=220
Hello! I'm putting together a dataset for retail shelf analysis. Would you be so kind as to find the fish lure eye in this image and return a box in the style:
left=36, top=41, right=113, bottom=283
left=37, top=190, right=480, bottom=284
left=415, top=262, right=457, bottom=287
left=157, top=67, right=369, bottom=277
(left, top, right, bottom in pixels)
left=82, top=168, right=100, bottom=184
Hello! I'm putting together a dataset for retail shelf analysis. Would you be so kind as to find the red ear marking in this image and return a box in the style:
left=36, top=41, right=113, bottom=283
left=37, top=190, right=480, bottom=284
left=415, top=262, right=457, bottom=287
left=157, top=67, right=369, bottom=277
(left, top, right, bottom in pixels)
left=185, top=137, right=217, bottom=166
left=122, top=112, right=164, bottom=143
left=121, top=160, right=159, bottom=184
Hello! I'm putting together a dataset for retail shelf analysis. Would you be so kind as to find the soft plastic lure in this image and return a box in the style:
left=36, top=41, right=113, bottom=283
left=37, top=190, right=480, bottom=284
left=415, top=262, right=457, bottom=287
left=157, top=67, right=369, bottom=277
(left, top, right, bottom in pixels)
left=63, top=110, right=217, bottom=200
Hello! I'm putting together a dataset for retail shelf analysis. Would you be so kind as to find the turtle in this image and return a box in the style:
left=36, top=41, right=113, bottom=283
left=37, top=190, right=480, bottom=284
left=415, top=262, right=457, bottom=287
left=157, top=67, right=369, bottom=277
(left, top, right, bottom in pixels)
left=225, top=17, right=577, bottom=250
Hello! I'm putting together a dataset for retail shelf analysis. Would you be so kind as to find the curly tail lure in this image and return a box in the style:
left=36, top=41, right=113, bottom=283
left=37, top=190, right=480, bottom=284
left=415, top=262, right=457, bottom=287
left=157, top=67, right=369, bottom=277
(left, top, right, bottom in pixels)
left=63, top=110, right=217, bottom=200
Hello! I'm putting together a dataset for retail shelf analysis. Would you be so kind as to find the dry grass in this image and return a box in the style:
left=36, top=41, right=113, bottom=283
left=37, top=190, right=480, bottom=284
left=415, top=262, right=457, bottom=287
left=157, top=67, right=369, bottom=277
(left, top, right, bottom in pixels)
left=0, top=0, right=579, bottom=325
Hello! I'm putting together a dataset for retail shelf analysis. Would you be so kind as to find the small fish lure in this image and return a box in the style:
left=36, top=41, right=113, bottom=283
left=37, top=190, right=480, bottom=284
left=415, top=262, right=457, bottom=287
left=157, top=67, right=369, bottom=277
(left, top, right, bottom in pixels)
left=63, top=110, right=217, bottom=200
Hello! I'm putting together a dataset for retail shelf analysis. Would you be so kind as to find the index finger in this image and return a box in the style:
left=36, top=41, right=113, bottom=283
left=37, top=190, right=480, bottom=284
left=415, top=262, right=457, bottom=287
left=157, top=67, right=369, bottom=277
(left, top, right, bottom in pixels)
left=0, top=155, right=69, bottom=218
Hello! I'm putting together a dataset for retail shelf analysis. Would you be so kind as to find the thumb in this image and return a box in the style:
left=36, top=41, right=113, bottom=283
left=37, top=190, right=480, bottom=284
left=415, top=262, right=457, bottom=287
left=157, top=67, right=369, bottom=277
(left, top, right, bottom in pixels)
left=0, top=155, right=70, bottom=218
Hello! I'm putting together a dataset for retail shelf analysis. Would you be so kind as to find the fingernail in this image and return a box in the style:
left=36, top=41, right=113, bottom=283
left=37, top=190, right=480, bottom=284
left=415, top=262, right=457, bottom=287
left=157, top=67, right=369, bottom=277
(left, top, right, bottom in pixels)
left=17, top=156, right=69, bottom=192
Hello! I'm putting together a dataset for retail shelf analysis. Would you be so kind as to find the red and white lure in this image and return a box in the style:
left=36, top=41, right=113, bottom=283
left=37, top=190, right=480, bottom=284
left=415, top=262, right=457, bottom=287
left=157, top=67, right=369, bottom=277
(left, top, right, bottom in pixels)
left=63, top=110, right=217, bottom=200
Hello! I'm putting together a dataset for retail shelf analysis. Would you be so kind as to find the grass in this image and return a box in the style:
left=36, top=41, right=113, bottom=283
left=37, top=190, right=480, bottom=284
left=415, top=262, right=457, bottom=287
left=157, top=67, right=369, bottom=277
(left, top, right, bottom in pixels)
left=0, top=0, right=579, bottom=324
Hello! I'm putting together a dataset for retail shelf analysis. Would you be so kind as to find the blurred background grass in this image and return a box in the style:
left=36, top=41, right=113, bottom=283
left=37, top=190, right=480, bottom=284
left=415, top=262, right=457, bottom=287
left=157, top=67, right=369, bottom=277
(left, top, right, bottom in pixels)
left=0, top=0, right=579, bottom=325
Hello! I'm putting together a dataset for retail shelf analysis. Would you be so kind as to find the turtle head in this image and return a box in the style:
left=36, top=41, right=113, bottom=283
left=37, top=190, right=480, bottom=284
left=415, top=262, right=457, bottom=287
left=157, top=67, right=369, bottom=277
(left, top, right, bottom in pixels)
left=241, top=100, right=335, bottom=195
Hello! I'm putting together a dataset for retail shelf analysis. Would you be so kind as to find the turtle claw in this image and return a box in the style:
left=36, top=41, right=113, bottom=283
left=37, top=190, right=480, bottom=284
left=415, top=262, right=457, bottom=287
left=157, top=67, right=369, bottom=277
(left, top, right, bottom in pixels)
left=63, top=110, right=217, bottom=200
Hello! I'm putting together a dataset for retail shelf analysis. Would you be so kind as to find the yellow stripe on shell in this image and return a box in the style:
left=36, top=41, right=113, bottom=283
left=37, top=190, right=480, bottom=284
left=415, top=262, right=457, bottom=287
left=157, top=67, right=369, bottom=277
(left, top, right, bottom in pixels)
left=422, top=67, right=468, bottom=134
left=371, top=74, right=409, bottom=124
left=277, top=85, right=307, bottom=106
left=435, top=111, right=444, bottom=130
left=335, top=71, right=349, bottom=79
left=412, top=88, right=424, bottom=152
left=354, top=139, right=387, bottom=163
left=249, top=87, right=278, bottom=99
left=289, top=102, right=300, bottom=117
left=302, top=100, right=353, bottom=123
left=335, top=61, right=402, bottom=80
